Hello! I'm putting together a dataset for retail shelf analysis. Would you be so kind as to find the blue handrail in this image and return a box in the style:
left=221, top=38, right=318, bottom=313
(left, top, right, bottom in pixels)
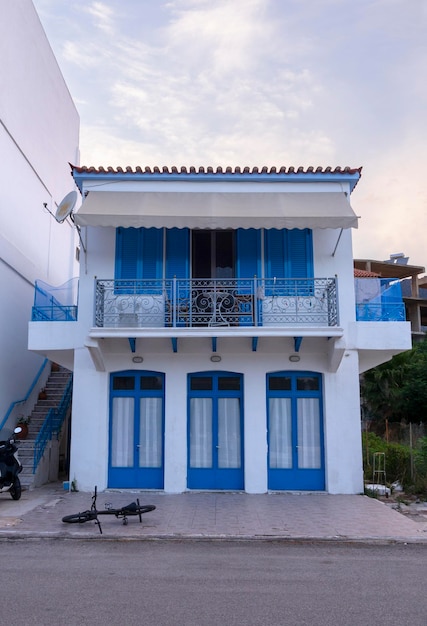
left=0, top=359, right=49, bottom=431
left=33, top=374, right=73, bottom=473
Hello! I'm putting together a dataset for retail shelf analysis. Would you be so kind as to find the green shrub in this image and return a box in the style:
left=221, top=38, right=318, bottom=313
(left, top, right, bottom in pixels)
left=414, top=437, right=427, bottom=474
left=413, top=437, right=427, bottom=496
left=362, top=432, right=412, bottom=486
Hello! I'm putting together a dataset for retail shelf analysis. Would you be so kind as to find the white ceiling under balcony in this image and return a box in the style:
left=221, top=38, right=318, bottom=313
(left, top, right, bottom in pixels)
left=73, top=190, right=358, bottom=230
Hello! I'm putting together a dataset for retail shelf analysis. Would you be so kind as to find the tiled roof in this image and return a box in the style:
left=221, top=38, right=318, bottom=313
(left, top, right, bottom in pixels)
left=71, top=164, right=362, bottom=175
left=354, top=268, right=380, bottom=277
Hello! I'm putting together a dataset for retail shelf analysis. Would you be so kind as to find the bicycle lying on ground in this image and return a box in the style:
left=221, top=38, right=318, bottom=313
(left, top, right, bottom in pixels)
left=62, top=486, right=156, bottom=534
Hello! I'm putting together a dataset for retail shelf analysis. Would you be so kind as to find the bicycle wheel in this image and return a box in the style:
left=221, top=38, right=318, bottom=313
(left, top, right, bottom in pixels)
left=135, top=505, right=156, bottom=515
left=62, top=511, right=96, bottom=524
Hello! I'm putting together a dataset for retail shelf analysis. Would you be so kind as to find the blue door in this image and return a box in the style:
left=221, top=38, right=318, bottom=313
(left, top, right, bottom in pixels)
left=108, top=371, right=165, bottom=489
left=267, top=372, right=325, bottom=490
left=188, top=372, right=244, bottom=490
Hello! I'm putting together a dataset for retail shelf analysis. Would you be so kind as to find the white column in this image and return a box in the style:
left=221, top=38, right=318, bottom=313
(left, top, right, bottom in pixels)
left=163, top=362, right=188, bottom=493
left=243, top=367, right=268, bottom=493
left=69, top=348, right=109, bottom=492
left=323, top=350, right=364, bottom=494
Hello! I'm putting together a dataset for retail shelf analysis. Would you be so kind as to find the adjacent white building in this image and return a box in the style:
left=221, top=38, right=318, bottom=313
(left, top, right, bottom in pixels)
left=0, top=1, right=79, bottom=428
left=28, top=164, right=411, bottom=493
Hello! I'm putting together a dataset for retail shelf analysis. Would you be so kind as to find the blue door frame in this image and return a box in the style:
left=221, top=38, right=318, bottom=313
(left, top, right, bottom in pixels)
left=267, top=371, right=325, bottom=491
left=108, top=370, right=165, bottom=489
left=187, top=372, right=244, bottom=490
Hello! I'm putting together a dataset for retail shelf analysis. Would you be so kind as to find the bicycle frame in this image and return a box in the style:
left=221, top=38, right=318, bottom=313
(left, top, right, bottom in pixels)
left=62, top=486, right=156, bottom=534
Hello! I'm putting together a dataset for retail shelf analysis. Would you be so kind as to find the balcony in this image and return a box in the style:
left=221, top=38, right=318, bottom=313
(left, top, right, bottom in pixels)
left=31, top=278, right=78, bottom=322
left=354, top=278, right=406, bottom=322
left=94, top=278, right=338, bottom=329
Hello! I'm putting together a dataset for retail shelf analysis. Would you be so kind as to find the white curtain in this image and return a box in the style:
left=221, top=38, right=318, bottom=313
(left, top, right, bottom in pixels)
left=139, top=397, right=162, bottom=468
left=218, top=398, right=241, bottom=468
left=111, top=397, right=134, bottom=467
left=190, top=398, right=212, bottom=468
left=269, top=398, right=292, bottom=468
left=297, top=398, right=321, bottom=469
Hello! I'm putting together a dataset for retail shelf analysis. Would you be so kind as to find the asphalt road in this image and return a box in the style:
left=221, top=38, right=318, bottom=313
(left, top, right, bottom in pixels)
left=2, top=540, right=426, bottom=625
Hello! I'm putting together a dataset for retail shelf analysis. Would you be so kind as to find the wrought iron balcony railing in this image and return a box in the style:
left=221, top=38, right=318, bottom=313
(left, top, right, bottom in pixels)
left=94, top=278, right=338, bottom=329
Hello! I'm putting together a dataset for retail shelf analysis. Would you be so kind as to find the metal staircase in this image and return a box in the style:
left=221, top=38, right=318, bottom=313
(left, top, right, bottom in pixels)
left=18, top=366, right=72, bottom=490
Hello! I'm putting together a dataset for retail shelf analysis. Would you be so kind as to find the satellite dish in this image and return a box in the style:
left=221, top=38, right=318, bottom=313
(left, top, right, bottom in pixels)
left=55, top=190, right=77, bottom=223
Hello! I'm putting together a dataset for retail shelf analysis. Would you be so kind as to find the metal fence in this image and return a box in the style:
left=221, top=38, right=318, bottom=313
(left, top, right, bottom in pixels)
left=94, top=277, right=338, bottom=328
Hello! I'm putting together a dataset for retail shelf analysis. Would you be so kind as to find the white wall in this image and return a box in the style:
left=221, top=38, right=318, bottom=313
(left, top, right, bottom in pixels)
left=67, top=222, right=364, bottom=494
left=313, top=227, right=356, bottom=327
left=69, top=341, right=365, bottom=493
left=0, top=1, right=79, bottom=422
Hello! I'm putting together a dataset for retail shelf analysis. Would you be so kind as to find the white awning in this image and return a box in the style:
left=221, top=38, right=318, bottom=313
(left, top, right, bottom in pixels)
left=73, top=191, right=358, bottom=229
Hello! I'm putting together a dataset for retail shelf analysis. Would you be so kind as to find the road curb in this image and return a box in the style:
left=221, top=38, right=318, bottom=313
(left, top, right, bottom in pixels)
left=1, top=530, right=427, bottom=545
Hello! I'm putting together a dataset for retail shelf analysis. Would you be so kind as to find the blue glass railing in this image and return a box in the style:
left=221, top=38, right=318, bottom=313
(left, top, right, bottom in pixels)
left=355, top=278, right=406, bottom=322
left=31, top=278, right=78, bottom=322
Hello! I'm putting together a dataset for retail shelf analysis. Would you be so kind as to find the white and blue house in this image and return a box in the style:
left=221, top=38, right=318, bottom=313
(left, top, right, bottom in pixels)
left=28, top=164, right=411, bottom=493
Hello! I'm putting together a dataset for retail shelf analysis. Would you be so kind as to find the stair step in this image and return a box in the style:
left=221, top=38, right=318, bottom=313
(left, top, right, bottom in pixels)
left=18, top=368, right=72, bottom=490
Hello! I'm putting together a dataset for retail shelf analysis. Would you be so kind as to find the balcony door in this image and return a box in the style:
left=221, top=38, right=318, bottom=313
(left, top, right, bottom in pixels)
left=267, top=372, right=325, bottom=490
left=188, top=372, right=244, bottom=490
left=109, top=371, right=164, bottom=489
left=192, top=230, right=234, bottom=279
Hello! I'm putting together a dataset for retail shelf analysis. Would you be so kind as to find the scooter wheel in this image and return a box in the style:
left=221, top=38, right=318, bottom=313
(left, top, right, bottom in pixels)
left=10, top=477, right=22, bottom=500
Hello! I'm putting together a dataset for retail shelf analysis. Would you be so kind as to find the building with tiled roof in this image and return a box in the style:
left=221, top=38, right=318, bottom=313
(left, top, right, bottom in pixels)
left=354, top=256, right=427, bottom=341
left=28, top=163, right=411, bottom=495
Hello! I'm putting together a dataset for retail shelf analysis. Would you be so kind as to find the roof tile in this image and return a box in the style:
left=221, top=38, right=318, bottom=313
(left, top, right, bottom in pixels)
left=70, top=164, right=362, bottom=176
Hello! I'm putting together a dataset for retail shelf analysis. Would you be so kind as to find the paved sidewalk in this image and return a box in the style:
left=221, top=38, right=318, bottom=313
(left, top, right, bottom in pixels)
left=1, top=483, right=427, bottom=543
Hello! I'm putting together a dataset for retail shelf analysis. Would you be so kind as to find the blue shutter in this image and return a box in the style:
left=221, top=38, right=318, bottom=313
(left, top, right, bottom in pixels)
left=236, top=229, right=261, bottom=326
left=287, top=229, right=313, bottom=278
left=166, top=228, right=190, bottom=326
left=236, top=229, right=261, bottom=279
left=141, top=228, right=163, bottom=279
left=115, top=227, right=140, bottom=279
left=165, top=228, right=189, bottom=278
left=264, top=229, right=285, bottom=278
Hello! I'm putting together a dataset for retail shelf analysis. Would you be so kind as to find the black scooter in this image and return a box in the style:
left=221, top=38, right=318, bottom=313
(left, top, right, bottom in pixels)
left=0, top=426, right=23, bottom=500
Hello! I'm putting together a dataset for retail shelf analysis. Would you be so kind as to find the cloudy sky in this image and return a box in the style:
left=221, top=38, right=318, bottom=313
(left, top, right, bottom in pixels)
left=33, top=0, right=427, bottom=267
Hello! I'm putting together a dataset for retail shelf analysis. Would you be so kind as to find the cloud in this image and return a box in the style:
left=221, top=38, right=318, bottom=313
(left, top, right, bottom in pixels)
left=70, top=0, right=330, bottom=168
left=83, top=2, right=115, bottom=35
left=165, top=0, right=274, bottom=76
left=33, top=0, right=427, bottom=267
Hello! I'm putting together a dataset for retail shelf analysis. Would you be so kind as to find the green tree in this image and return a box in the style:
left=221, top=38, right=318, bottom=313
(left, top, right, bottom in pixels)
left=361, top=340, right=427, bottom=425
left=398, top=341, right=427, bottom=423
left=361, top=349, right=412, bottom=425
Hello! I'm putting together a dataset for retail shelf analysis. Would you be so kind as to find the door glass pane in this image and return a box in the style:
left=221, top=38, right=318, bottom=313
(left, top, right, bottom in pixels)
left=218, top=376, right=240, bottom=391
left=218, top=398, right=241, bottom=468
left=296, top=376, right=319, bottom=391
left=111, top=397, right=134, bottom=467
left=113, top=376, right=135, bottom=390
left=140, top=376, right=163, bottom=390
left=269, top=398, right=292, bottom=468
left=192, top=231, right=211, bottom=278
left=269, top=377, right=291, bottom=391
left=191, top=376, right=213, bottom=391
left=139, top=397, right=162, bottom=468
left=190, top=398, right=212, bottom=468
left=192, top=231, right=234, bottom=279
left=215, top=231, right=234, bottom=278
left=297, top=398, right=321, bottom=468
